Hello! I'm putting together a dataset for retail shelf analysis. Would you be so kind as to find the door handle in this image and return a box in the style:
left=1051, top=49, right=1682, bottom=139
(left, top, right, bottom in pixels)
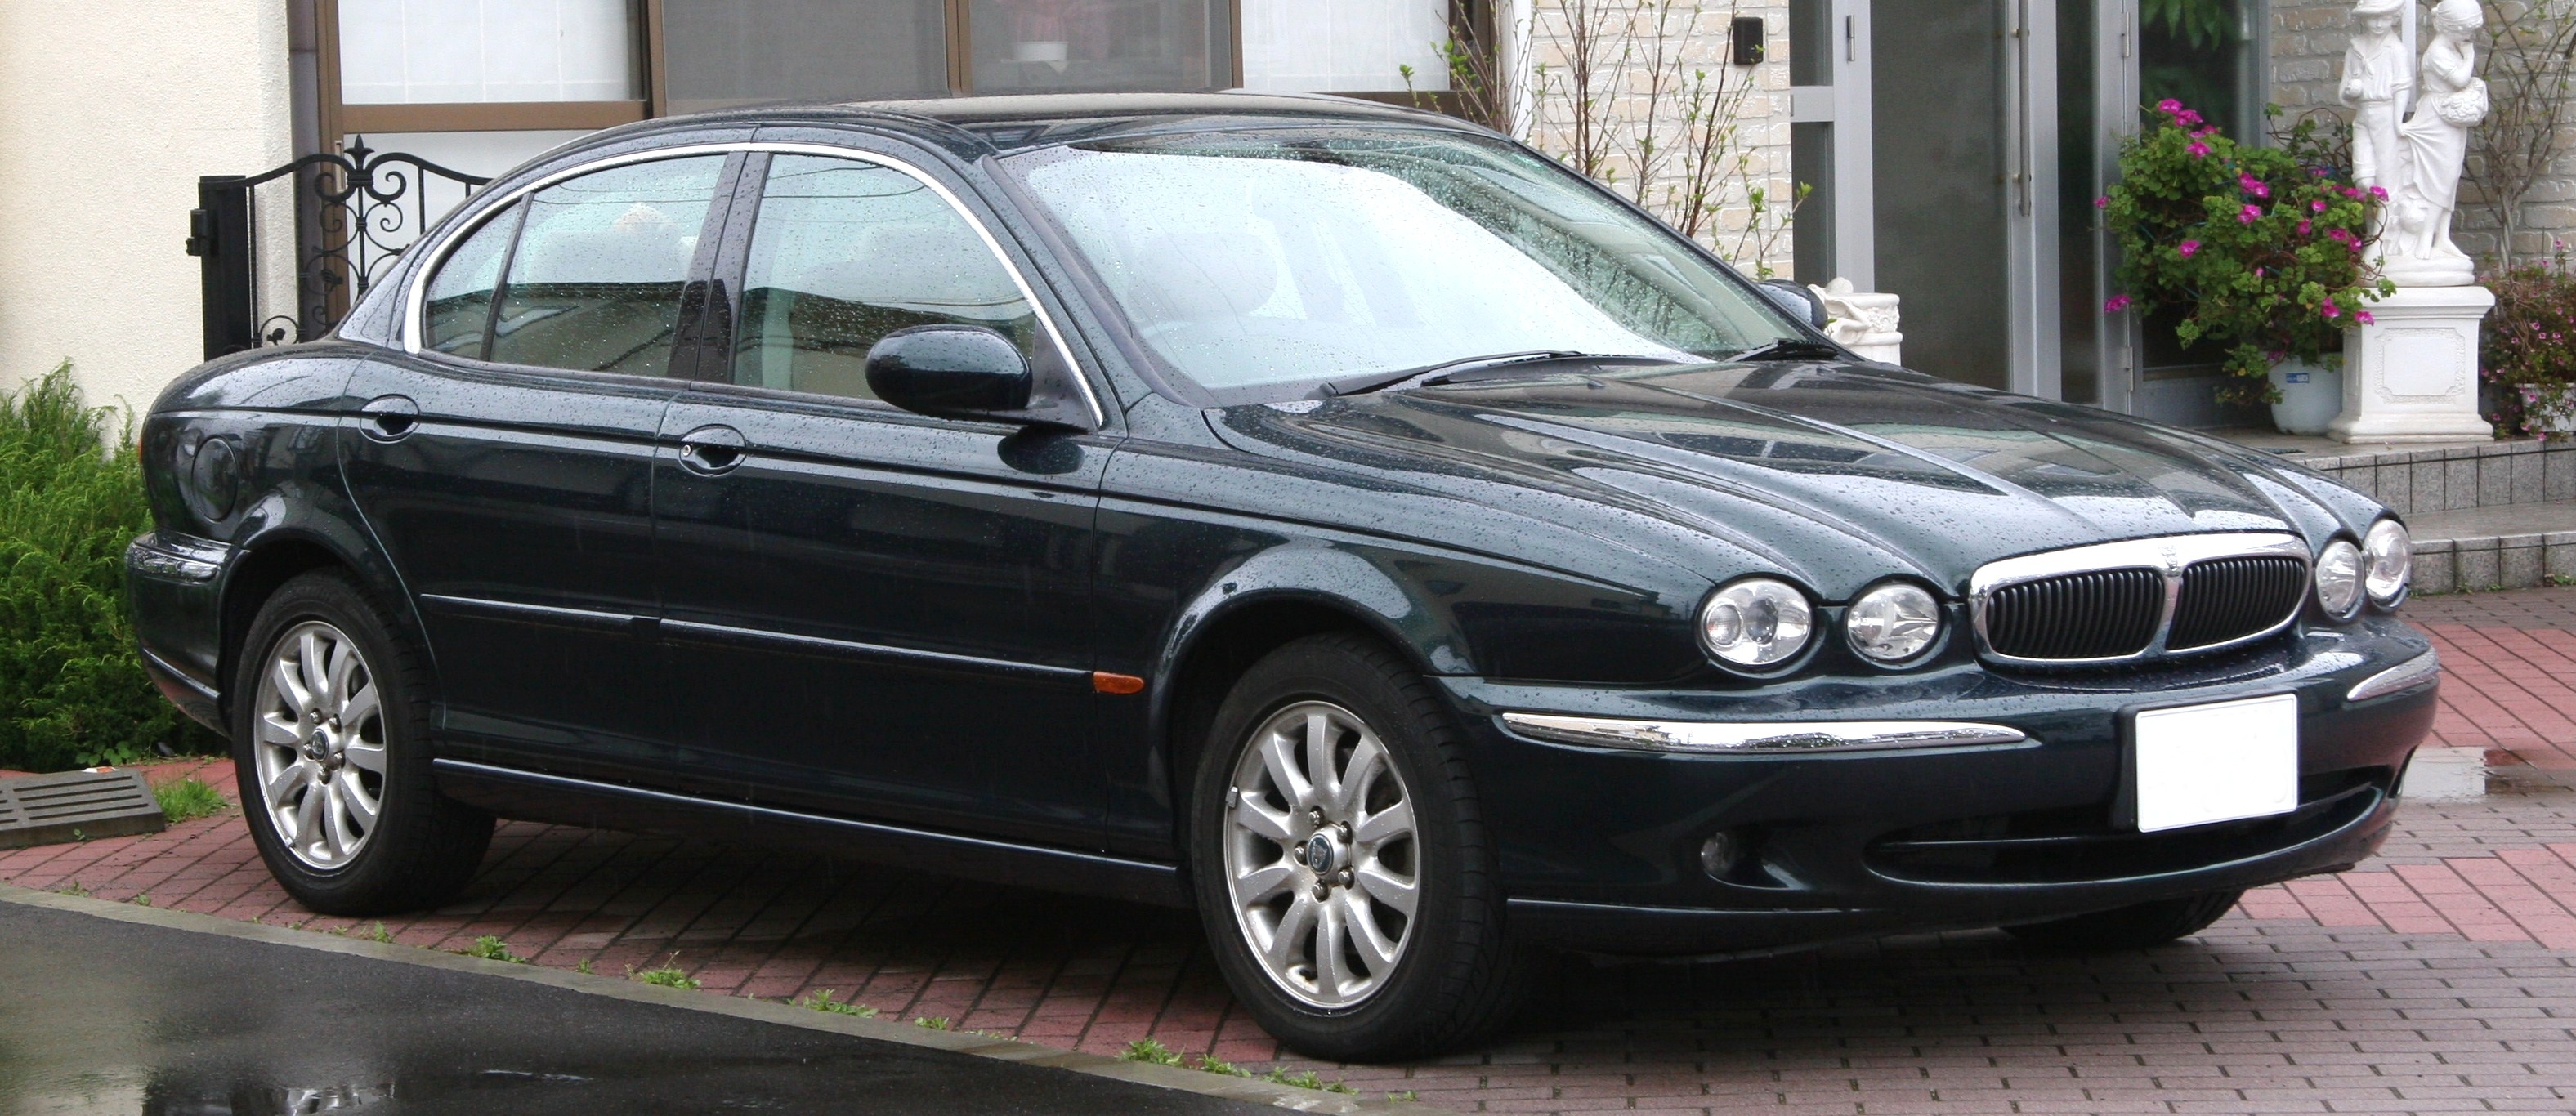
left=676, top=425, right=747, bottom=475
left=359, top=395, right=418, bottom=441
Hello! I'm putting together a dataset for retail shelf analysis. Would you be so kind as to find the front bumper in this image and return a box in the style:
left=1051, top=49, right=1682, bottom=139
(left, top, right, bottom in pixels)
left=1443, top=615, right=2436, bottom=956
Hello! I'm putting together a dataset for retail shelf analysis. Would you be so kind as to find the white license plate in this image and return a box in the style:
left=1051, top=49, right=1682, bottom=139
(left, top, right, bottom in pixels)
left=2132, top=694, right=2299, bottom=833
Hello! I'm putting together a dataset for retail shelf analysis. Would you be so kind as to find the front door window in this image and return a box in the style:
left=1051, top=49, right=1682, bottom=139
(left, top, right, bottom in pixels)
left=732, top=155, right=1040, bottom=400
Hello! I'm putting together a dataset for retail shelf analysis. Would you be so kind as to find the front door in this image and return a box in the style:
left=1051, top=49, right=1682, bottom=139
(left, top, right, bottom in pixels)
left=651, top=150, right=1109, bottom=848
left=342, top=152, right=733, bottom=782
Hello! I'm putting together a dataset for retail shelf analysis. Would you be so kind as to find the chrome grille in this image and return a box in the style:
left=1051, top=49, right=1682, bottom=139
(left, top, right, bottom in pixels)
left=1970, top=533, right=2311, bottom=666
left=1982, top=569, right=2164, bottom=660
left=2169, top=556, right=2310, bottom=650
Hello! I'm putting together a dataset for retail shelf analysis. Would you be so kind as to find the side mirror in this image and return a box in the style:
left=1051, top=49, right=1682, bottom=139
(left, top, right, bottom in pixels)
left=1757, top=279, right=1829, bottom=329
left=865, top=326, right=1034, bottom=421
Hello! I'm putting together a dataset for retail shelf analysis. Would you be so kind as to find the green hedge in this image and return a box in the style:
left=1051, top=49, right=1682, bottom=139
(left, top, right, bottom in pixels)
left=0, top=364, right=215, bottom=770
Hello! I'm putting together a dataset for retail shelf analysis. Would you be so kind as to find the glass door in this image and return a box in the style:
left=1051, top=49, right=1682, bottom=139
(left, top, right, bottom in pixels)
left=1868, top=0, right=2059, bottom=397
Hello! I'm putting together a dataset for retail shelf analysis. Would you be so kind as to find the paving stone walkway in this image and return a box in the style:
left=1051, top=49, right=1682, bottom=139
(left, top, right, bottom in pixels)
left=8, top=590, right=2576, bottom=1114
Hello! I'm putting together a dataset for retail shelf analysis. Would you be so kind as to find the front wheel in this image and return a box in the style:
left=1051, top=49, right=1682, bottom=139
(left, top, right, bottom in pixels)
left=234, top=572, right=493, bottom=915
left=1187, top=634, right=1532, bottom=1062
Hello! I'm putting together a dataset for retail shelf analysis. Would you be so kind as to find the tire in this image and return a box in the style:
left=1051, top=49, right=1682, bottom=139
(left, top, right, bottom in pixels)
left=2004, top=888, right=2244, bottom=951
left=1187, top=632, right=1534, bottom=1062
left=231, top=570, right=493, bottom=916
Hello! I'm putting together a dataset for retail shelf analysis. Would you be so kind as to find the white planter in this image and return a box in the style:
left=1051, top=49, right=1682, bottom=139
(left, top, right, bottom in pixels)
left=2519, top=382, right=2576, bottom=434
left=2268, top=359, right=2344, bottom=435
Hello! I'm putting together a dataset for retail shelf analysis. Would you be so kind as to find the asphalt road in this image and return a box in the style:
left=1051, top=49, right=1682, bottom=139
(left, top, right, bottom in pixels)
left=0, top=900, right=1269, bottom=1115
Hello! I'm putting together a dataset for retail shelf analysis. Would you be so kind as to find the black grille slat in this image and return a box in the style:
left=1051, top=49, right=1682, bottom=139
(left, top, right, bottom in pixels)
left=2169, top=556, right=2307, bottom=650
left=1983, top=567, right=2163, bottom=660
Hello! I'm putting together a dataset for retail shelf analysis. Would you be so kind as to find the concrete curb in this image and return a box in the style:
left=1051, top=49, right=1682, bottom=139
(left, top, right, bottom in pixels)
left=0, top=883, right=1438, bottom=1114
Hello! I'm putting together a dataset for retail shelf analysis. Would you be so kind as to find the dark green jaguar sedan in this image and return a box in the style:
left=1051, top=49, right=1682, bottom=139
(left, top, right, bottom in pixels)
left=127, top=93, right=2437, bottom=1061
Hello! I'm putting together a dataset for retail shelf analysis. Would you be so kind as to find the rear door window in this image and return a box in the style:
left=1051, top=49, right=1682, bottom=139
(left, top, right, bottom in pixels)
left=421, top=203, right=521, bottom=358
left=481, top=155, right=728, bottom=377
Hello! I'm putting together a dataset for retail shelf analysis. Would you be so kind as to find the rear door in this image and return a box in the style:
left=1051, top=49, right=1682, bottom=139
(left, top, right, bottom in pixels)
left=649, top=148, right=1112, bottom=847
left=342, top=152, right=737, bottom=783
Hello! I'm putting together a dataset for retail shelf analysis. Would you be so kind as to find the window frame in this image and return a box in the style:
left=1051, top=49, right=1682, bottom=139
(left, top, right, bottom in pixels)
left=402, top=141, right=1106, bottom=427
left=315, top=0, right=1491, bottom=145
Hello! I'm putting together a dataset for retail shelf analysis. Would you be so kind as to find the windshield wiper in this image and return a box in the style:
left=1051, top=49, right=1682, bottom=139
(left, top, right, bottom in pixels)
left=1729, top=337, right=1848, bottom=362
left=1322, top=350, right=1673, bottom=397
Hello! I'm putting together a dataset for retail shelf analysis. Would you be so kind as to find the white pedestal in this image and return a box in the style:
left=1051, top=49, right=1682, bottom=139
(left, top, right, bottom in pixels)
left=2328, top=285, right=2496, bottom=444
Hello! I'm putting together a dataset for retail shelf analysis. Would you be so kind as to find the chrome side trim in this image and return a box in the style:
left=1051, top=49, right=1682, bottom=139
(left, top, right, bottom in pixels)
left=397, top=141, right=1107, bottom=429
left=1499, top=712, right=2029, bottom=754
left=1968, top=532, right=2311, bottom=667
left=2347, top=649, right=2440, bottom=702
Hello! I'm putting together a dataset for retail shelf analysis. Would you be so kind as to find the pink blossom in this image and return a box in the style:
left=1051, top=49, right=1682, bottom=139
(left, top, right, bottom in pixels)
left=2157, top=97, right=2184, bottom=115
left=2104, top=294, right=2133, bottom=313
left=2368, top=185, right=2389, bottom=200
left=2094, top=194, right=2109, bottom=209
left=2178, top=239, right=2201, bottom=258
left=2240, top=173, right=2270, bottom=198
left=2178, top=109, right=2204, bottom=127
left=2355, top=310, right=2375, bottom=325
left=2238, top=203, right=2262, bottom=224
left=2311, top=199, right=2328, bottom=213
left=2297, top=218, right=2313, bottom=236
left=2188, top=141, right=2212, bottom=158
left=2193, top=125, right=2219, bottom=138
left=2343, top=186, right=2364, bottom=199
left=2321, top=297, right=2342, bottom=319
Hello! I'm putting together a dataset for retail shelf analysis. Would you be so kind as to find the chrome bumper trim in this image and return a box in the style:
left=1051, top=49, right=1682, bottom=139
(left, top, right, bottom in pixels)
left=1499, top=712, right=2029, bottom=754
left=2347, top=649, right=2440, bottom=702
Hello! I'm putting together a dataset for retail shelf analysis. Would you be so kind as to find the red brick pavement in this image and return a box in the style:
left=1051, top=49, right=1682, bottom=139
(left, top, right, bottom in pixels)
left=2408, top=587, right=2576, bottom=770
left=7, top=591, right=2576, bottom=1113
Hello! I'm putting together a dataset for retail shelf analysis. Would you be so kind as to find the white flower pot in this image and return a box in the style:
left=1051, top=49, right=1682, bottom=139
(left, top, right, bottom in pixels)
left=2269, top=359, right=2343, bottom=435
left=2520, top=382, right=2576, bottom=434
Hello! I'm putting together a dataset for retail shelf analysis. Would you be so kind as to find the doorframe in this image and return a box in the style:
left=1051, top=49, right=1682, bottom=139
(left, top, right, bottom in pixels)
left=2007, top=0, right=2064, bottom=402
left=2093, top=0, right=2141, bottom=414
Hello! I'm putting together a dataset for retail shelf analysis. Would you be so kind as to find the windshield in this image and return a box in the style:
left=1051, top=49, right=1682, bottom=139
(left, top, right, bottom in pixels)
left=1004, top=127, right=1805, bottom=403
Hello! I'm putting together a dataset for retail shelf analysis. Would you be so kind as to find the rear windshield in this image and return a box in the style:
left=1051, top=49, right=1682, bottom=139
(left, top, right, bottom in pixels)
left=1003, top=127, right=1801, bottom=404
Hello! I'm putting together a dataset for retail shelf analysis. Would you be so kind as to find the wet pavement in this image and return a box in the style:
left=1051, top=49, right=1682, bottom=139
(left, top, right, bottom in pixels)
left=0, top=899, right=1265, bottom=1115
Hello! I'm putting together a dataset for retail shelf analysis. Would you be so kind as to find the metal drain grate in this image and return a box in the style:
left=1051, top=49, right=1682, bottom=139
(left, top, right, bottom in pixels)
left=0, top=769, right=166, bottom=850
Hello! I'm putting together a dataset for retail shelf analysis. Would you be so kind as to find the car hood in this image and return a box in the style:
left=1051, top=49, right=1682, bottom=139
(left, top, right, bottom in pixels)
left=1205, top=361, right=2374, bottom=599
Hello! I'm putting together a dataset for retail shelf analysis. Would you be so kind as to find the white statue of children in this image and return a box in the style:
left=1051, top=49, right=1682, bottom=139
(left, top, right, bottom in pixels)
left=2340, top=0, right=2413, bottom=208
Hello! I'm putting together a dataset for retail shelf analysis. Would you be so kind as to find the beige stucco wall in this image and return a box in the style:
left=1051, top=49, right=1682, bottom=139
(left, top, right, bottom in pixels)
left=1518, top=0, right=1796, bottom=278
left=0, top=0, right=294, bottom=416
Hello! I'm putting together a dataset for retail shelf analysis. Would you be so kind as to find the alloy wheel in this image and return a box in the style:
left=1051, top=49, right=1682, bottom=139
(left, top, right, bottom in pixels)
left=249, top=620, right=388, bottom=869
left=1222, top=700, right=1420, bottom=1009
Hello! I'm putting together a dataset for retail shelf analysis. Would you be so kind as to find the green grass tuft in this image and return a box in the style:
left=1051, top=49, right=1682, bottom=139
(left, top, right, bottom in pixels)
left=632, top=956, right=700, bottom=989
left=1119, top=1038, right=1182, bottom=1066
left=912, top=1016, right=951, bottom=1030
left=154, top=777, right=228, bottom=824
left=459, top=935, right=526, bottom=963
left=799, top=989, right=878, bottom=1017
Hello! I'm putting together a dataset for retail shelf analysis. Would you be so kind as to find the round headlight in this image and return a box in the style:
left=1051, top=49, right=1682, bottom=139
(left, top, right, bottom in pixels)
left=2315, top=539, right=2364, bottom=618
left=1846, top=581, right=1943, bottom=664
left=1699, top=578, right=1813, bottom=668
left=2364, top=519, right=2411, bottom=606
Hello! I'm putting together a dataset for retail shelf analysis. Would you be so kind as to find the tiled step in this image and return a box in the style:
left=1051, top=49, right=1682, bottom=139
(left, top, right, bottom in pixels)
left=2408, top=501, right=2576, bottom=593
left=2216, top=429, right=2575, bottom=515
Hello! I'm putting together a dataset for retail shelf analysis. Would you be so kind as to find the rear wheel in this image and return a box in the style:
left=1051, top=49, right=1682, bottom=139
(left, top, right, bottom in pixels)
left=2004, top=889, right=2243, bottom=950
left=233, top=572, right=492, bottom=915
left=1187, top=633, right=1532, bottom=1061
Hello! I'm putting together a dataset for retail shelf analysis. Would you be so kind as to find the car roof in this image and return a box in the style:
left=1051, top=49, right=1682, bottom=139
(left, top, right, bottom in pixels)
left=584, top=92, right=1484, bottom=159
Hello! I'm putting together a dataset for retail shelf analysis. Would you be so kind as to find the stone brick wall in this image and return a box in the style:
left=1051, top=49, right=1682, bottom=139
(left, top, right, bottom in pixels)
left=1517, top=0, right=1798, bottom=278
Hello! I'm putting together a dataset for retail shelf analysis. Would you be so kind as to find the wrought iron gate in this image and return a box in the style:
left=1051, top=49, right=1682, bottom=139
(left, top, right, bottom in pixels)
left=186, top=141, right=490, bottom=359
